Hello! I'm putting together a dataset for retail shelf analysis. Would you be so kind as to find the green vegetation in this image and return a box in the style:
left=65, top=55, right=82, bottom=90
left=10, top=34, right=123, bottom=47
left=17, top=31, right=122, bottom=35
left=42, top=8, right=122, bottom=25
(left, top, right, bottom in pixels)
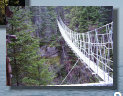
left=7, top=7, right=54, bottom=86
left=64, top=6, right=113, bottom=33
left=7, top=6, right=113, bottom=86
left=0, top=0, right=25, bottom=25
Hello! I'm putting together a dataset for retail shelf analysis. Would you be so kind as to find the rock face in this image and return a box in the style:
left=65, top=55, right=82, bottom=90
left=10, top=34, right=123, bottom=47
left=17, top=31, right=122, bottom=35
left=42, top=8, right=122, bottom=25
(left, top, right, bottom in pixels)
left=31, top=7, right=59, bottom=58
left=40, top=46, right=58, bottom=58
left=31, top=7, right=99, bottom=84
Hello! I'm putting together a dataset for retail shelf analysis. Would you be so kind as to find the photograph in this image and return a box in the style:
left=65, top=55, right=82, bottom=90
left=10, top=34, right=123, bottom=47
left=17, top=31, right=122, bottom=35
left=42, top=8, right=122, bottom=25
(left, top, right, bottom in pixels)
left=6, top=6, right=113, bottom=86
left=0, top=0, right=25, bottom=25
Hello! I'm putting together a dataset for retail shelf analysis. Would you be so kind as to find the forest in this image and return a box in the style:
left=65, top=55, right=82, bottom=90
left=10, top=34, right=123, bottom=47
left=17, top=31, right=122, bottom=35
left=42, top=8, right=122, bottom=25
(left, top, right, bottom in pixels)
left=0, top=0, right=25, bottom=25
left=6, top=6, right=113, bottom=86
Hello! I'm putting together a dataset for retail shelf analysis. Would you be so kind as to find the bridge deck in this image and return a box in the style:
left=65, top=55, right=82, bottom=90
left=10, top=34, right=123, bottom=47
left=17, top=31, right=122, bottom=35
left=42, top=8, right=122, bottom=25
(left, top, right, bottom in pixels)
left=57, top=20, right=113, bottom=83
left=48, top=82, right=113, bottom=86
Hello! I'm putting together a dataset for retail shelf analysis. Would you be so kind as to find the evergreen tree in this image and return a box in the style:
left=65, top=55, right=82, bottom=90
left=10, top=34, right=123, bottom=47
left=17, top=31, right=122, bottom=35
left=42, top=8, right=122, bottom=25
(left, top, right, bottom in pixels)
left=64, top=7, right=103, bottom=33
left=7, top=7, right=54, bottom=86
left=64, top=6, right=113, bottom=33
left=7, top=6, right=113, bottom=85
left=99, top=6, right=113, bottom=24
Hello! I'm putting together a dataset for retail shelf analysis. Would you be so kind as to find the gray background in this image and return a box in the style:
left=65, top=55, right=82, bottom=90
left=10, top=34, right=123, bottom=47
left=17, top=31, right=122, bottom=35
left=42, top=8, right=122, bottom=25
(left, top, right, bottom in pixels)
left=0, top=0, right=123, bottom=95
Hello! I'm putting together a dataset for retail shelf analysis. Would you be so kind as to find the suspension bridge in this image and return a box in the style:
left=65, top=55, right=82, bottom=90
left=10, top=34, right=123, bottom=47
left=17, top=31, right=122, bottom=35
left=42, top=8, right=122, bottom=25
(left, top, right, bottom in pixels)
left=57, top=17, right=113, bottom=86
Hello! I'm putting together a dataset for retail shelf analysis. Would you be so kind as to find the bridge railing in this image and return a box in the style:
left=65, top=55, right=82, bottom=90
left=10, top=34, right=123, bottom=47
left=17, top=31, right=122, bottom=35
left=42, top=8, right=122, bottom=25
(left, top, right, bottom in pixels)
left=57, top=17, right=113, bottom=83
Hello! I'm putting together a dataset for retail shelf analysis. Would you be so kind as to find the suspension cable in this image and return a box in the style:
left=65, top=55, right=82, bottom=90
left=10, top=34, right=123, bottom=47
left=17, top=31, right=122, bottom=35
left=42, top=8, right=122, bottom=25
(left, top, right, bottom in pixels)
left=60, top=59, right=80, bottom=85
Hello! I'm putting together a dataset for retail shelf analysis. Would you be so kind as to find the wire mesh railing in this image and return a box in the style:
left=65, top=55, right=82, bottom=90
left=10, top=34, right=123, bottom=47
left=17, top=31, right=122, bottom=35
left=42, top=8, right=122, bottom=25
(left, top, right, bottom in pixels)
left=57, top=17, right=113, bottom=83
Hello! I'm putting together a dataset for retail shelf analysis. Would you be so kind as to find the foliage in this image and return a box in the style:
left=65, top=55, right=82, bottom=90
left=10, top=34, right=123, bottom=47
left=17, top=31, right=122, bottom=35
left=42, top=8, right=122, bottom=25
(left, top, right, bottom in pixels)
left=0, top=0, right=25, bottom=25
left=7, top=7, right=54, bottom=86
left=22, top=58, right=55, bottom=86
left=99, top=6, right=113, bottom=24
left=64, top=6, right=112, bottom=33
left=0, top=0, right=8, bottom=24
left=7, top=6, right=113, bottom=85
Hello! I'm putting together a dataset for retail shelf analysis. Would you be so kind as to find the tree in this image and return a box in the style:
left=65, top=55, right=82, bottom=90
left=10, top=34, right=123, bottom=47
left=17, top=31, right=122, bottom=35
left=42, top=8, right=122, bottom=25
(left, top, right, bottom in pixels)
left=8, top=0, right=25, bottom=5
left=63, top=6, right=112, bottom=33
left=7, top=7, right=54, bottom=86
left=99, top=6, right=113, bottom=24
left=0, top=0, right=7, bottom=24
